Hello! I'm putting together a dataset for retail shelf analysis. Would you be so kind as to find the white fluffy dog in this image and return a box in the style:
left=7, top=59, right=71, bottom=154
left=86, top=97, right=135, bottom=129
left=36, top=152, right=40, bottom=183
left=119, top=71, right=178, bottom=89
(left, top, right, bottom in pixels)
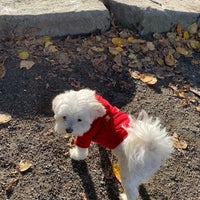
left=52, top=89, right=173, bottom=200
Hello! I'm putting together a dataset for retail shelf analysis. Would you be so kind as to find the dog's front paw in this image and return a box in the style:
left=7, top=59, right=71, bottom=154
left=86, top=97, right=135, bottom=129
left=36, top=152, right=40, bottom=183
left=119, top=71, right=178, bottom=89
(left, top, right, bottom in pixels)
left=70, top=146, right=88, bottom=160
left=119, top=193, right=128, bottom=200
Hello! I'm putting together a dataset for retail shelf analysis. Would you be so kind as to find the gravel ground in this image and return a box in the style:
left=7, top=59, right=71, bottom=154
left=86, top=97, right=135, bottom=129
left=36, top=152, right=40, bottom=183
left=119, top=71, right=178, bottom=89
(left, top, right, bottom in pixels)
left=0, top=25, right=200, bottom=200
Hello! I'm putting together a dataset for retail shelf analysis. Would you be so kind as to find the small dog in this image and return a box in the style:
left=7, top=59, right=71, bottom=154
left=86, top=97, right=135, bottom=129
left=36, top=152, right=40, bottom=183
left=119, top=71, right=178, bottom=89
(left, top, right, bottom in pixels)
left=52, top=89, right=173, bottom=200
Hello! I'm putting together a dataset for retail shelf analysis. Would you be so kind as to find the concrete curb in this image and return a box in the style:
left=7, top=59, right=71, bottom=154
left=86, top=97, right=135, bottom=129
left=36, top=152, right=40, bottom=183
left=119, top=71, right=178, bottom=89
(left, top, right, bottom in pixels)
left=0, top=0, right=200, bottom=37
left=0, top=0, right=110, bottom=37
left=104, top=0, right=200, bottom=35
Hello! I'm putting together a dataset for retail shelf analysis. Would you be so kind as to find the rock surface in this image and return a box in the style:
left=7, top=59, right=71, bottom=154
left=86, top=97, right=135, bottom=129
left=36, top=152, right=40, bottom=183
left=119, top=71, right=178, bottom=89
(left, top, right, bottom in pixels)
left=0, top=0, right=110, bottom=37
left=0, top=0, right=200, bottom=36
left=104, top=0, right=200, bottom=35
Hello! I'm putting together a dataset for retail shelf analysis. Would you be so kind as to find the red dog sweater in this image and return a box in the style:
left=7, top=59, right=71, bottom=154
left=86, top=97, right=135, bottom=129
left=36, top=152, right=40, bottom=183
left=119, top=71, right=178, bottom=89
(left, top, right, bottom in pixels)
left=74, top=94, right=130, bottom=149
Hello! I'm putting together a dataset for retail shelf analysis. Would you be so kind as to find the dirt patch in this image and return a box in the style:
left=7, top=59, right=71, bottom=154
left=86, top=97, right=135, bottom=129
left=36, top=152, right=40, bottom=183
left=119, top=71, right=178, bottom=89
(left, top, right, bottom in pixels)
left=0, top=25, right=200, bottom=200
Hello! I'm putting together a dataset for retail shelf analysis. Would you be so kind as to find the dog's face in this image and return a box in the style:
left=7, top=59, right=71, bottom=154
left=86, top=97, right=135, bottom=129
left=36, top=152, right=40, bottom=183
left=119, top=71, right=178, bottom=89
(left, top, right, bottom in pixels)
left=52, top=89, right=106, bottom=136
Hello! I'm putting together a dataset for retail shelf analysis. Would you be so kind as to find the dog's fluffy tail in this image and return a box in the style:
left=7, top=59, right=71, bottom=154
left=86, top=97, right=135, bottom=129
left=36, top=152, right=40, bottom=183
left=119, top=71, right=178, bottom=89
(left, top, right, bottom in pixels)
left=123, top=110, right=173, bottom=175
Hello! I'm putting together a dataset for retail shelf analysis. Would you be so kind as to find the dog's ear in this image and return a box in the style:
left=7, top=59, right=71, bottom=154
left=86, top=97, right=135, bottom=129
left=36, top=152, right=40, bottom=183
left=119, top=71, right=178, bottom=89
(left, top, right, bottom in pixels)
left=137, top=110, right=149, bottom=121
left=89, top=102, right=106, bottom=120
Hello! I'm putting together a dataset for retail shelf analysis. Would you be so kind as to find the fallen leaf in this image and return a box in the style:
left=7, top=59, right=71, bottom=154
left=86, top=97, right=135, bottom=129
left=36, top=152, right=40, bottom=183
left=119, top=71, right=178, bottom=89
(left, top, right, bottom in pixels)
left=172, top=132, right=188, bottom=151
left=112, top=64, right=123, bottom=72
left=92, top=54, right=107, bottom=66
left=18, top=50, right=29, bottom=60
left=165, top=54, right=176, bottom=66
left=113, top=54, right=122, bottom=66
left=146, top=42, right=155, bottom=51
left=109, top=46, right=123, bottom=55
left=176, top=47, right=189, bottom=56
left=183, top=31, right=189, bottom=39
left=0, top=113, right=12, bottom=124
left=90, top=46, right=104, bottom=52
left=176, top=24, right=183, bottom=34
left=140, top=74, right=157, bottom=85
left=181, top=98, right=189, bottom=107
left=0, top=63, right=6, bottom=78
left=129, top=70, right=140, bottom=79
left=41, top=35, right=51, bottom=43
left=157, top=58, right=164, bottom=66
left=112, top=37, right=128, bottom=47
left=20, top=60, right=35, bottom=70
left=128, top=53, right=137, bottom=60
left=44, top=41, right=58, bottom=53
left=18, top=160, right=32, bottom=172
left=127, top=36, right=134, bottom=42
left=196, top=106, right=200, bottom=112
left=187, top=23, right=198, bottom=34
left=189, top=40, right=200, bottom=49
left=112, top=163, right=121, bottom=183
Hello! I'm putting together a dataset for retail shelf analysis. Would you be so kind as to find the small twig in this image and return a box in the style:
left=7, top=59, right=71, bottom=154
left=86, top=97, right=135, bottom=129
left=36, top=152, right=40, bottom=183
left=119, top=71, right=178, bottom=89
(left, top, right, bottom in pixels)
left=190, top=87, right=200, bottom=98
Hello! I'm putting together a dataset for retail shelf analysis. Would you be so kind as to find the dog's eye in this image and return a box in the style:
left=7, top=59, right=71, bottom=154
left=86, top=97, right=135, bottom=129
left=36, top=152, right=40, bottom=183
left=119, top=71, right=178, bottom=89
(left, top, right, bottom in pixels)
left=63, top=116, right=66, bottom=120
left=77, top=118, right=82, bottom=122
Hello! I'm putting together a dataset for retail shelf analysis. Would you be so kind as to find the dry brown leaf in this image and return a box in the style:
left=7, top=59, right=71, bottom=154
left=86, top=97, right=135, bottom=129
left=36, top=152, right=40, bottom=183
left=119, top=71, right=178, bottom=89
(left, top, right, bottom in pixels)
left=18, top=160, right=33, bottom=172
left=181, top=98, right=189, bottom=107
left=129, top=70, right=140, bottom=79
left=112, top=64, right=123, bottom=72
left=113, top=54, right=122, bottom=66
left=140, top=74, right=157, bottom=85
left=0, top=63, right=6, bottom=78
left=20, top=60, right=35, bottom=70
left=109, top=46, right=123, bottom=55
left=195, top=106, right=200, bottom=112
left=146, top=42, right=155, bottom=51
left=44, top=41, right=58, bottom=53
left=176, top=24, right=183, bottom=35
left=157, top=58, right=164, bottom=66
left=172, top=132, right=188, bottom=151
left=112, top=163, right=121, bottom=183
left=92, top=54, right=107, bottom=66
left=187, top=23, right=198, bottom=34
left=165, top=54, right=176, bottom=66
left=0, top=113, right=12, bottom=124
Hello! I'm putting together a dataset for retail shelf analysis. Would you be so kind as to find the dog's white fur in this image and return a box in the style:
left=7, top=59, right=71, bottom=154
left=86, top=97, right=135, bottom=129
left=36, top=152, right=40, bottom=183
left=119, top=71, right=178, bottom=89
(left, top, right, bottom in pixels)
left=52, top=89, right=173, bottom=200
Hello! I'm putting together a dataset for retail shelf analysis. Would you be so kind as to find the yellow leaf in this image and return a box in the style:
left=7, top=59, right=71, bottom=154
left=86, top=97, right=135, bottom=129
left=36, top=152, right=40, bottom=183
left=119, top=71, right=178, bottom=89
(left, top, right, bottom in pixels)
left=112, top=163, right=121, bottom=183
left=0, top=113, right=12, bottom=124
left=127, top=36, right=134, bottom=42
left=183, top=31, right=189, bottom=39
left=112, top=37, right=128, bottom=47
left=140, top=74, right=157, bottom=85
left=41, top=35, right=51, bottom=43
left=18, top=51, right=29, bottom=60
left=19, top=160, right=32, bottom=172
left=165, top=54, right=176, bottom=66
left=189, top=40, right=200, bottom=49
left=0, top=63, right=6, bottom=78
left=176, top=47, right=189, bottom=56
left=109, top=46, right=123, bottom=55
left=157, top=58, right=164, bottom=66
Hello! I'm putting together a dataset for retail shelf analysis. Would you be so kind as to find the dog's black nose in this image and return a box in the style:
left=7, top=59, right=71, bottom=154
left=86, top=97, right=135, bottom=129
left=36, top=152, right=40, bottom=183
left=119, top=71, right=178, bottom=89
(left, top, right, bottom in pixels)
left=66, top=128, right=73, bottom=133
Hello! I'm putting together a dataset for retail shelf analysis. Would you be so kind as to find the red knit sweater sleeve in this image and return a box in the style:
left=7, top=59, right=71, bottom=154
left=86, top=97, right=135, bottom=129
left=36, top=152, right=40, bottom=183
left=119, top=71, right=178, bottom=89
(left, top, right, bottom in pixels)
left=74, top=131, right=93, bottom=148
